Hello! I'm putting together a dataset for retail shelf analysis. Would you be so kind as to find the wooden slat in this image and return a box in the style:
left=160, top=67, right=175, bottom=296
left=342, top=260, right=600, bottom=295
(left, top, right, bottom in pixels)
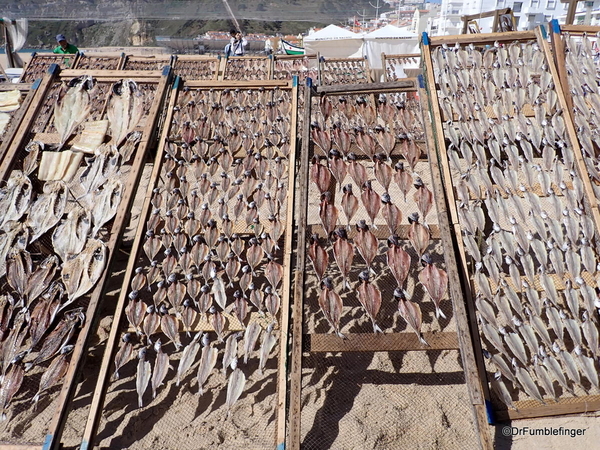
left=80, top=74, right=179, bottom=450
left=428, top=30, right=536, bottom=46
left=288, top=79, right=314, bottom=450
left=305, top=332, right=458, bottom=352
left=0, top=85, right=35, bottom=165
left=419, top=79, right=492, bottom=450
left=316, top=79, right=415, bottom=94
left=184, top=79, right=290, bottom=88
left=275, top=76, right=299, bottom=449
left=0, top=83, right=32, bottom=90
left=560, top=24, right=600, bottom=33
left=45, top=69, right=172, bottom=450
left=420, top=39, right=459, bottom=225
left=60, top=69, right=163, bottom=78
left=0, top=445, right=42, bottom=450
left=496, top=395, right=600, bottom=421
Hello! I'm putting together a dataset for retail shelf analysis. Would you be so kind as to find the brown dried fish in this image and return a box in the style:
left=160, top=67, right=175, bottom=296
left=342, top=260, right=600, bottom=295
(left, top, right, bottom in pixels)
left=395, top=288, right=427, bottom=345
left=387, top=235, right=411, bottom=289
left=419, top=254, right=448, bottom=320
left=307, top=234, right=329, bottom=281
left=32, top=345, right=72, bottom=408
left=151, top=340, right=171, bottom=399
left=318, top=278, right=345, bottom=338
left=0, top=355, right=24, bottom=420
left=408, top=213, right=430, bottom=257
left=354, top=221, right=378, bottom=269
left=319, top=192, right=339, bottom=236
left=112, top=332, right=133, bottom=381
left=357, top=271, right=383, bottom=333
left=160, top=307, right=182, bottom=351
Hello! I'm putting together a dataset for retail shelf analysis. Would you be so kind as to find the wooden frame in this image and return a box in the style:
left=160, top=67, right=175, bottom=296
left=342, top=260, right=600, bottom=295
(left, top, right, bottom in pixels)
left=172, top=55, right=220, bottom=80
left=0, top=66, right=172, bottom=450
left=81, top=77, right=299, bottom=450
left=0, top=81, right=33, bottom=163
left=317, top=55, right=371, bottom=85
left=287, top=77, right=492, bottom=450
left=461, top=8, right=515, bottom=34
left=221, top=55, right=273, bottom=81
left=19, top=53, right=81, bottom=83
left=72, top=53, right=124, bottom=70
left=121, top=54, right=174, bottom=71
left=421, top=26, right=600, bottom=422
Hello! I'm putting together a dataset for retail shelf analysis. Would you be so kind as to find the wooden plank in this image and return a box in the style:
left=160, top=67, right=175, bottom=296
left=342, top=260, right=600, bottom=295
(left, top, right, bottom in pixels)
left=0, top=83, right=32, bottom=90
left=0, top=65, right=59, bottom=181
left=60, top=69, right=163, bottom=78
left=560, top=24, right=600, bottom=33
left=288, top=80, right=314, bottom=450
left=419, top=80, right=492, bottom=450
left=316, top=79, right=415, bottom=94
left=275, top=77, right=299, bottom=449
left=305, top=332, right=458, bottom=352
left=428, top=30, right=536, bottom=46
left=421, top=39, right=459, bottom=225
left=45, top=69, right=172, bottom=450
left=183, top=79, right=291, bottom=88
left=496, top=395, right=600, bottom=421
left=80, top=74, right=178, bottom=450
left=550, top=24, right=574, bottom=115
left=536, top=26, right=600, bottom=240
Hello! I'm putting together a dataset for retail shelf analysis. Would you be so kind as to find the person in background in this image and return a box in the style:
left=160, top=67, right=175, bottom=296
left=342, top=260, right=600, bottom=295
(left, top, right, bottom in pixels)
left=53, top=34, right=79, bottom=54
left=225, top=29, right=247, bottom=57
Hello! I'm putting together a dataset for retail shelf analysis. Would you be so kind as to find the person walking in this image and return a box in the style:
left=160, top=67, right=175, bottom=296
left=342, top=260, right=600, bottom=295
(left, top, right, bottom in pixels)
left=53, top=34, right=79, bottom=54
left=225, top=29, right=247, bottom=57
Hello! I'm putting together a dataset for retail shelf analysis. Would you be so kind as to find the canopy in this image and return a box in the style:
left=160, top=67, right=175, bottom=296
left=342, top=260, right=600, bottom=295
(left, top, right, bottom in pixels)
left=364, top=25, right=419, bottom=70
left=303, top=25, right=364, bottom=59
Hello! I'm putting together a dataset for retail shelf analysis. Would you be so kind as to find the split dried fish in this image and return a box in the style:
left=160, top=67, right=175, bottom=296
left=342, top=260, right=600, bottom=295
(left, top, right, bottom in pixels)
left=32, top=345, right=72, bottom=408
left=357, top=271, right=383, bottom=333
left=226, top=367, right=246, bottom=414
left=54, top=76, right=93, bottom=149
left=0, top=355, right=24, bottom=421
left=112, top=333, right=133, bottom=381
left=108, top=79, right=144, bottom=147
left=197, top=341, right=218, bottom=395
left=52, top=206, right=92, bottom=262
left=419, top=255, right=448, bottom=319
left=395, top=288, right=427, bottom=345
left=26, top=181, right=68, bottom=243
left=151, top=340, right=171, bottom=399
left=318, top=278, right=345, bottom=338
left=136, top=347, right=151, bottom=408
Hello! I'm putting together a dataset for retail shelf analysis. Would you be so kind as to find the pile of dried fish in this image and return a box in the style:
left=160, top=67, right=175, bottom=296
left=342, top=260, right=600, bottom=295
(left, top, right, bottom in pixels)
left=430, top=39, right=600, bottom=407
left=0, top=76, right=152, bottom=421
left=307, top=91, right=448, bottom=342
left=224, top=58, right=270, bottom=81
left=384, top=55, right=420, bottom=82
left=113, top=85, right=293, bottom=413
left=174, top=58, right=219, bottom=81
left=273, top=57, right=318, bottom=82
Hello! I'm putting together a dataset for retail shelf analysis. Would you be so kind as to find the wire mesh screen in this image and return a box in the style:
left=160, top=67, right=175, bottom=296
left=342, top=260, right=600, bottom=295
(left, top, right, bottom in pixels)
left=299, top=87, right=478, bottom=448
left=20, top=54, right=77, bottom=83
left=173, top=57, right=220, bottom=81
left=318, top=58, right=369, bottom=85
left=74, top=54, right=123, bottom=71
left=273, top=56, right=318, bottom=83
left=223, top=57, right=271, bottom=81
left=94, top=82, right=296, bottom=449
left=0, top=72, right=162, bottom=445
left=427, top=35, right=600, bottom=415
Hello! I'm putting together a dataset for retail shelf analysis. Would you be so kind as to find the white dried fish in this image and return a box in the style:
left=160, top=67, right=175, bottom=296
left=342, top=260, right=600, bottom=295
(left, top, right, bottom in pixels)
left=136, top=348, right=151, bottom=408
left=259, top=323, right=277, bottom=374
left=26, top=181, right=68, bottom=243
left=226, top=367, right=246, bottom=415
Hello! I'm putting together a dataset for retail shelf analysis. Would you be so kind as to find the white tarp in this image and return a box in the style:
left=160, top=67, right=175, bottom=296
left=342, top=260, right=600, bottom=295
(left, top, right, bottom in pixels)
left=364, top=25, right=419, bottom=70
left=303, top=24, right=364, bottom=59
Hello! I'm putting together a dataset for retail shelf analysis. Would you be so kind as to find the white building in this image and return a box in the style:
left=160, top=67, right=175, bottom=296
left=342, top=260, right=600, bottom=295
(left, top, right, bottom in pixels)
left=433, top=0, right=600, bottom=35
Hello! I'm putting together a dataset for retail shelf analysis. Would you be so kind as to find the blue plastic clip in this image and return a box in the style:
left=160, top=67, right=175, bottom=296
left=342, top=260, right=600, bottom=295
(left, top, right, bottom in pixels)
left=292, top=75, right=298, bottom=87
left=162, top=65, right=170, bottom=76
left=417, top=74, right=425, bottom=89
left=540, top=24, right=548, bottom=40
left=485, top=399, right=495, bottom=424
left=550, top=19, right=561, bottom=35
left=422, top=32, right=430, bottom=46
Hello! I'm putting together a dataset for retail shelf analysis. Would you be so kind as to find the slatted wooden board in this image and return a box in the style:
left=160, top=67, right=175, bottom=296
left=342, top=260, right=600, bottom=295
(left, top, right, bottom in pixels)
left=20, top=53, right=80, bottom=83
left=317, top=56, right=370, bottom=85
left=222, top=56, right=272, bottom=81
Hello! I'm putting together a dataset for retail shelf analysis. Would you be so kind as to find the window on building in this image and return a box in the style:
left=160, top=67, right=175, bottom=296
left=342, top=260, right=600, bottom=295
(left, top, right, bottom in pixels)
left=513, top=2, right=523, bottom=12
left=547, top=0, right=556, bottom=9
left=531, top=0, right=540, bottom=8
left=545, top=15, right=552, bottom=22
left=497, top=0, right=505, bottom=7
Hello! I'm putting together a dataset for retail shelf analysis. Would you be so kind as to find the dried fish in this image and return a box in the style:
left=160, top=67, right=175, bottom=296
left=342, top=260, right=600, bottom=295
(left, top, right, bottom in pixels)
left=26, top=181, right=68, bottom=243
left=419, top=255, right=448, bottom=320
left=395, top=288, right=427, bottom=345
left=354, top=221, right=378, bottom=269
left=32, top=345, right=72, bottom=408
left=226, top=367, right=246, bottom=414
left=259, top=323, right=277, bottom=374
left=197, top=340, right=218, bottom=395
left=112, top=333, right=133, bottom=381
left=54, top=76, right=93, bottom=149
left=136, top=348, right=151, bottom=408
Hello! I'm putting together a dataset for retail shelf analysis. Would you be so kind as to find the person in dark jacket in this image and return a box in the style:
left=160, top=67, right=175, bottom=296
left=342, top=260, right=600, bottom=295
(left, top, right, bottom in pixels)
left=225, top=29, right=247, bottom=57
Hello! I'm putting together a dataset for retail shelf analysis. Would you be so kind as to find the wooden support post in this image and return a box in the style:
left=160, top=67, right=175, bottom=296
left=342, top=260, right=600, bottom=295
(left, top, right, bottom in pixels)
left=288, top=79, right=314, bottom=450
left=418, top=77, right=493, bottom=450
left=275, top=77, right=299, bottom=449
left=49, top=69, right=172, bottom=450
left=80, top=73, right=178, bottom=450
left=562, top=0, right=582, bottom=25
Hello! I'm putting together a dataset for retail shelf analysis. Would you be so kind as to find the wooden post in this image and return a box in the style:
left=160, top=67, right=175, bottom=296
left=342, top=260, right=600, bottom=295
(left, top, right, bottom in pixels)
left=275, top=77, right=299, bottom=449
left=548, top=21, right=574, bottom=117
left=562, top=0, right=582, bottom=25
left=288, top=78, right=314, bottom=450
left=418, top=77, right=493, bottom=450
left=80, top=73, right=178, bottom=450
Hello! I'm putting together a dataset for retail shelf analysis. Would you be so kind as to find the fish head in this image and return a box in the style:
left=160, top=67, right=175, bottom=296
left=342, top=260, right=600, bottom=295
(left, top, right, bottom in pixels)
left=60, top=344, right=75, bottom=355
left=358, top=270, right=370, bottom=283
left=159, top=304, right=169, bottom=315
left=154, top=339, right=162, bottom=352
left=321, top=277, right=334, bottom=290
left=421, top=254, right=433, bottom=266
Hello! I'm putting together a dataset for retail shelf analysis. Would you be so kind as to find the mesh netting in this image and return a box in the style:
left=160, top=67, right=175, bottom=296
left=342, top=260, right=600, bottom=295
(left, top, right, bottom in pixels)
left=319, top=58, right=369, bottom=85
left=223, top=57, right=271, bottom=81
left=173, top=57, right=220, bottom=81
left=20, top=54, right=75, bottom=83
left=384, top=55, right=422, bottom=82
left=74, top=54, right=122, bottom=71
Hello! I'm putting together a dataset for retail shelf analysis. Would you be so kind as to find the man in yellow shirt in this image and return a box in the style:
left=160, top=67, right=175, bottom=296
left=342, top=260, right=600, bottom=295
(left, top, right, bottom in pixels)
left=53, top=34, right=79, bottom=54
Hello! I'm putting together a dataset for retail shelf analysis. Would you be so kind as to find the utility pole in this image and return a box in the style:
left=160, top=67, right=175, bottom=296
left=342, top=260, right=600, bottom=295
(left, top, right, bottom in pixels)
left=357, top=9, right=368, bottom=28
left=370, top=0, right=382, bottom=23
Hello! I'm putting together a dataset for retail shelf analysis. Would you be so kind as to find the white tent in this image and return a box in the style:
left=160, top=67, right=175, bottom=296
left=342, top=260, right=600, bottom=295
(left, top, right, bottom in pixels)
left=364, top=25, right=419, bottom=70
left=303, top=25, right=364, bottom=59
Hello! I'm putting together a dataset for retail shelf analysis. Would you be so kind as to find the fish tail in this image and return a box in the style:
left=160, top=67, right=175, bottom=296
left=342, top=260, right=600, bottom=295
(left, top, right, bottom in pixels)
left=337, top=331, right=347, bottom=340
left=437, top=308, right=447, bottom=320
left=152, top=389, right=157, bottom=399
left=111, top=371, right=119, bottom=381
left=373, top=323, right=383, bottom=334
left=138, top=397, right=143, bottom=408
left=419, top=335, right=430, bottom=347
left=24, top=362, right=33, bottom=372
left=32, top=394, right=40, bottom=408
left=0, top=413, right=5, bottom=422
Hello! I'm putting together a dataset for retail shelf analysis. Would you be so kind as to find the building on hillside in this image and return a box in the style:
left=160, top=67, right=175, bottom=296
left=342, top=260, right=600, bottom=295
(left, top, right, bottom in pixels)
left=432, top=0, right=600, bottom=35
